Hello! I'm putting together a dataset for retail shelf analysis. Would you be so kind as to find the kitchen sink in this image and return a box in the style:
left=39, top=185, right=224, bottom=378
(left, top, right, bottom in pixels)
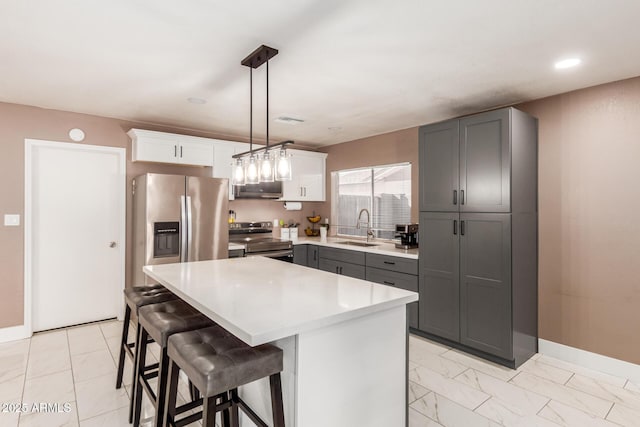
left=336, top=241, right=379, bottom=247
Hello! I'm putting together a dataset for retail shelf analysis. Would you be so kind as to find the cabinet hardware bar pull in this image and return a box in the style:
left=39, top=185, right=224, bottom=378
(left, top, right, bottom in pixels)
left=180, top=146, right=183, bottom=158
left=453, top=220, right=457, bottom=235
left=174, top=145, right=177, bottom=157
left=461, top=220, right=465, bottom=236
left=336, top=266, right=339, bottom=274
left=383, top=281, right=395, bottom=286
left=461, top=190, right=465, bottom=205
left=453, top=190, right=457, bottom=205
left=383, top=261, right=395, bottom=265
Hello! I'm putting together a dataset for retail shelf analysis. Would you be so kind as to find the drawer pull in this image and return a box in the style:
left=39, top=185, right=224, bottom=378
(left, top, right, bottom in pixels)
left=383, top=261, right=395, bottom=265
left=383, top=281, right=395, bottom=286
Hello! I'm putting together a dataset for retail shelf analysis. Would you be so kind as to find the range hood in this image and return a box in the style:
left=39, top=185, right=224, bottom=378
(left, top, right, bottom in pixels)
left=233, top=180, right=282, bottom=199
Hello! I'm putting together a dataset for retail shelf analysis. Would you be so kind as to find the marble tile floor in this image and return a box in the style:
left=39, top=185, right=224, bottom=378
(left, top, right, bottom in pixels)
left=1, top=320, right=639, bottom=426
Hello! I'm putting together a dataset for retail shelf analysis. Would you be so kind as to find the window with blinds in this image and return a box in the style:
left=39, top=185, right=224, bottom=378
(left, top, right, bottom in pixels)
left=332, top=163, right=411, bottom=239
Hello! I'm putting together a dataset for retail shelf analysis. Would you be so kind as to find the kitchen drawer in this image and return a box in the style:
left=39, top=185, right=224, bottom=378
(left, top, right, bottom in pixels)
left=366, top=266, right=419, bottom=329
left=366, top=253, right=418, bottom=275
left=319, top=247, right=365, bottom=265
left=319, top=258, right=366, bottom=280
left=365, top=267, right=418, bottom=292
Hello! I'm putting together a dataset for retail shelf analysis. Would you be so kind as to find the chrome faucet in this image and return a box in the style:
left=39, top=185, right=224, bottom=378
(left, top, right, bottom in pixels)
left=356, top=208, right=375, bottom=242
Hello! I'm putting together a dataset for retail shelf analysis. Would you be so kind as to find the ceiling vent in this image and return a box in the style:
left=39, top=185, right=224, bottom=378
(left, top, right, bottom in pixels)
left=274, top=116, right=305, bottom=125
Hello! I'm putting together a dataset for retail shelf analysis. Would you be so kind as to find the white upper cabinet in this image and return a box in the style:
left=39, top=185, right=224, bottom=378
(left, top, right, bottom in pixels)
left=281, top=150, right=327, bottom=201
left=128, top=129, right=214, bottom=167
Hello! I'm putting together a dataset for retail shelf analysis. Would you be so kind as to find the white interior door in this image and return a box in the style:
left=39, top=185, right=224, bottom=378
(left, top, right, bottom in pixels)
left=27, top=140, right=125, bottom=332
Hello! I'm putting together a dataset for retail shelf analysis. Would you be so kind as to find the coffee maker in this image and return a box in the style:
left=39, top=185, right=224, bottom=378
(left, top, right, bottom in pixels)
left=395, top=224, right=419, bottom=249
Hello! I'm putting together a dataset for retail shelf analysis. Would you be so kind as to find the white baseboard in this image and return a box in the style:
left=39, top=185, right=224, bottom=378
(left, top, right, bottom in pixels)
left=539, top=339, right=640, bottom=383
left=0, top=324, right=31, bottom=343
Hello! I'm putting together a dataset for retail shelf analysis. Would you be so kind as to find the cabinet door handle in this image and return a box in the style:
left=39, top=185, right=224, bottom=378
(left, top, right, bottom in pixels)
left=335, top=266, right=339, bottom=274
left=340, top=266, right=343, bottom=274
left=453, top=190, right=457, bottom=205
left=383, top=281, right=395, bottom=286
left=180, top=146, right=183, bottom=158
left=304, top=187, right=306, bottom=197
left=174, top=145, right=177, bottom=157
left=461, top=190, right=465, bottom=205
left=460, top=220, right=465, bottom=236
left=300, top=187, right=303, bottom=197
left=453, top=220, right=457, bottom=235
left=383, top=261, right=395, bottom=265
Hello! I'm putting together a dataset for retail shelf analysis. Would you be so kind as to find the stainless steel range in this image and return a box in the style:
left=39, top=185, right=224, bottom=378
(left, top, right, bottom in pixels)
left=229, top=221, right=293, bottom=262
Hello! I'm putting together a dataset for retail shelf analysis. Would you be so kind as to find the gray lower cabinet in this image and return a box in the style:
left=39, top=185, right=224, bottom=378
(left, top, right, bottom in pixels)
left=459, top=213, right=512, bottom=360
left=366, top=266, right=418, bottom=329
left=419, top=212, right=513, bottom=361
left=293, top=245, right=307, bottom=266
left=419, top=212, right=460, bottom=342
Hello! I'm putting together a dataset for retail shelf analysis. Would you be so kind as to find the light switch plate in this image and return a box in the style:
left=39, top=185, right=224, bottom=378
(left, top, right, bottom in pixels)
left=4, top=214, right=20, bottom=226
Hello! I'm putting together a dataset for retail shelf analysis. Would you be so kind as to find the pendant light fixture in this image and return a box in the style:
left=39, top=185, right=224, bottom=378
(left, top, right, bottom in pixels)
left=232, top=45, right=293, bottom=185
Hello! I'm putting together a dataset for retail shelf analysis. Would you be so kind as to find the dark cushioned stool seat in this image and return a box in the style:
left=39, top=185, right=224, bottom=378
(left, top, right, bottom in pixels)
left=138, top=300, right=213, bottom=347
left=132, top=300, right=215, bottom=427
left=167, top=325, right=283, bottom=398
left=124, top=284, right=177, bottom=313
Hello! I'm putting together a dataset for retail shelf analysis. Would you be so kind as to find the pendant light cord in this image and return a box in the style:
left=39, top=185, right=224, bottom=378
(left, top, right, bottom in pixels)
left=250, top=67, right=253, bottom=153
left=266, top=58, right=269, bottom=149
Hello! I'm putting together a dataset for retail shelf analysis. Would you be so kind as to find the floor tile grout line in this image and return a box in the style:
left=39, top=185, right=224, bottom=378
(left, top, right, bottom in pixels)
left=604, top=401, right=616, bottom=422
left=16, top=335, right=32, bottom=426
left=563, top=372, right=575, bottom=386
left=64, top=329, right=82, bottom=427
left=535, top=397, right=552, bottom=416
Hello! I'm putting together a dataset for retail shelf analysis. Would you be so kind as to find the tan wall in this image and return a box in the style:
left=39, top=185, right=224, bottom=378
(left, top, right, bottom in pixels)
left=517, top=77, right=640, bottom=364
left=316, top=127, right=420, bottom=229
left=0, top=102, right=303, bottom=328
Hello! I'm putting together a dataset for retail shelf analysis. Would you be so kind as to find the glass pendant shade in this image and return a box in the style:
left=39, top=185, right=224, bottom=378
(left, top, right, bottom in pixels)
left=245, top=155, right=259, bottom=184
left=275, top=149, right=292, bottom=181
left=231, top=158, right=245, bottom=186
left=259, top=150, right=275, bottom=182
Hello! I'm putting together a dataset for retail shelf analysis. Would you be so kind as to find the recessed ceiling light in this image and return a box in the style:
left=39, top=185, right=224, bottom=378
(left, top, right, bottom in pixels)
left=187, top=97, right=207, bottom=105
left=274, top=116, right=304, bottom=125
left=554, top=58, right=581, bottom=70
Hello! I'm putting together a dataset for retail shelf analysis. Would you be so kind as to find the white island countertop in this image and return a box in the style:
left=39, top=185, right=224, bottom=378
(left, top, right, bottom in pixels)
left=143, top=256, right=417, bottom=346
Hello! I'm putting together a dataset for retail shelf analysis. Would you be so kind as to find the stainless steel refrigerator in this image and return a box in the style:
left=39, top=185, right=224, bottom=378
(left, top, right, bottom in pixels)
left=132, top=173, right=229, bottom=285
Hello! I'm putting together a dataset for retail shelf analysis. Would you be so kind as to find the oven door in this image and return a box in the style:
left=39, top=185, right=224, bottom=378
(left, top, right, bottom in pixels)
left=247, top=249, right=294, bottom=263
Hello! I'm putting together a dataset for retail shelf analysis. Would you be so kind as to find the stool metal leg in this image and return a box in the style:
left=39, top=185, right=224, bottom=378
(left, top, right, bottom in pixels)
left=133, top=326, right=149, bottom=427
left=270, top=374, right=285, bottom=427
left=115, top=304, right=131, bottom=389
left=154, top=348, right=171, bottom=427
left=129, top=321, right=143, bottom=423
left=202, top=395, right=218, bottom=427
left=229, top=389, right=240, bottom=427
left=163, top=360, right=180, bottom=427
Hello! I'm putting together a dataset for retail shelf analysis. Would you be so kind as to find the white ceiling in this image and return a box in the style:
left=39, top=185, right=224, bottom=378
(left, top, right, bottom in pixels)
left=2, top=0, right=640, bottom=147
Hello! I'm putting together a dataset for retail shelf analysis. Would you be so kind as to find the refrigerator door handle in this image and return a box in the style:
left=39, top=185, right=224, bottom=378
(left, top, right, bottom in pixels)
left=186, top=196, right=193, bottom=261
left=180, top=195, right=188, bottom=262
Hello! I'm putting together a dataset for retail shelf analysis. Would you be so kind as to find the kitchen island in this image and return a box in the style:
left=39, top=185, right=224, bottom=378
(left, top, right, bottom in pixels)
left=143, top=256, right=418, bottom=427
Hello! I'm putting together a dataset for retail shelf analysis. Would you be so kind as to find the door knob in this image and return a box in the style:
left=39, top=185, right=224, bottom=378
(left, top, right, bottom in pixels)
left=109, top=241, right=117, bottom=248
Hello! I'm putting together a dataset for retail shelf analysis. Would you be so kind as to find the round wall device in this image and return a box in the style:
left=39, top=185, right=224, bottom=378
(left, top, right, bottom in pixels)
left=69, top=128, right=85, bottom=142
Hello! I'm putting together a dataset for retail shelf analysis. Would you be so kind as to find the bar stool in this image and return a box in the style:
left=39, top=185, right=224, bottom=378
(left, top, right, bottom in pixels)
left=163, top=325, right=285, bottom=427
left=116, top=284, right=178, bottom=390
left=133, top=300, right=214, bottom=427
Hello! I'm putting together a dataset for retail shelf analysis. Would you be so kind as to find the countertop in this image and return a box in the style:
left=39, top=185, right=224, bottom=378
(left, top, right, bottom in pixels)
left=289, top=236, right=419, bottom=259
left=143, top=257, right=417, bottom=346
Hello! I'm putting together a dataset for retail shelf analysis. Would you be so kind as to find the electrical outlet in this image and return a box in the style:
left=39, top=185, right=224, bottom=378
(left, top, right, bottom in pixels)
left=4, top=214, right=20, bottom=226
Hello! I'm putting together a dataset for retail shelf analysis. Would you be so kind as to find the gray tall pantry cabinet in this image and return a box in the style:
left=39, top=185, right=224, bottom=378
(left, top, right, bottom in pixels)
left=418, top=107, right=538, bottom=368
